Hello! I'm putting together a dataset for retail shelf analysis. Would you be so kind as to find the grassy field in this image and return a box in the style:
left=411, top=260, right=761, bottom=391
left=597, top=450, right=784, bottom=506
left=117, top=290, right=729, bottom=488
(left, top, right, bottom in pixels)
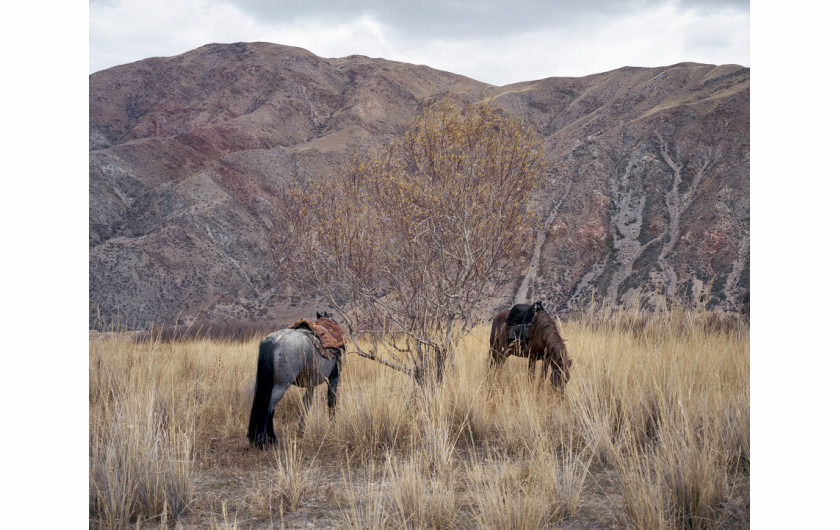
left=89, top=307, right=749, bottom=529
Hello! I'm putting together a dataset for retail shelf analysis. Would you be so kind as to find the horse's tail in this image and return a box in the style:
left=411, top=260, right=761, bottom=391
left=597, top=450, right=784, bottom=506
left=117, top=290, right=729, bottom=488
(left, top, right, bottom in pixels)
left=488, top=311, right=507, bottom=364
left=247, top=337, right=276, bottom=445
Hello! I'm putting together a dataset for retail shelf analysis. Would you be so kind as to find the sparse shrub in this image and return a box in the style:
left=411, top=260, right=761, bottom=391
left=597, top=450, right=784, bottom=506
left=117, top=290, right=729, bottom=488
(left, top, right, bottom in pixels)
left=136, top=318, right=284, bottom=343
left=657, top=411, right=733, bottom=529
left=331, top=377, right=414, bottom=459
left=273, top=437, right=313, bottom=512
left=613, top=442, right=670, bottom=529
left=467, top=454, right=553, bottom=529
left=339, top=462, right=390, bottom=530
left=385, top=454, right=460, bottom=529
left=544, top=436, right=592, bottom=522
left=277, top=98, right=551, bottom=384
left=89, top=380, right=194, bottom=529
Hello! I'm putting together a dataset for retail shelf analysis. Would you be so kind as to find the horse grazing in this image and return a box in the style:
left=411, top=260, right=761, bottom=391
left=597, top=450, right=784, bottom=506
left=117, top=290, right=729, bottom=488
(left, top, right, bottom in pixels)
left=489, top=305, right=572, bottom=389
left=247, top=312, right=345, bottom=448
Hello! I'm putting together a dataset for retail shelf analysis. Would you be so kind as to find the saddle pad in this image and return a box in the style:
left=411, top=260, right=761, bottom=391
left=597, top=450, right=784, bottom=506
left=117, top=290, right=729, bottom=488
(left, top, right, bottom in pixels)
left=289, top=318, right=345, bottom=350
left=505, top=301, right=544, bottom=326
left=508, top=325, right=529, bottom=341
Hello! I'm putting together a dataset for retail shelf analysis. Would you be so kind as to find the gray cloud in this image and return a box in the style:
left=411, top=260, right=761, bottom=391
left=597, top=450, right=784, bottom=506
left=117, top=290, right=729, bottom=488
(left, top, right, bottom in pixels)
left=226, top=0, right=747, bottom=37
left=228, top=1, right=649, bottom=40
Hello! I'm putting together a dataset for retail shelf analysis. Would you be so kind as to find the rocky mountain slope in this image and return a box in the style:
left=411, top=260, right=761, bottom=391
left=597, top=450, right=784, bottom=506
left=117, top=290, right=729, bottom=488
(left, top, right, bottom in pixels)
left=89, top=42, right=748, bottom=329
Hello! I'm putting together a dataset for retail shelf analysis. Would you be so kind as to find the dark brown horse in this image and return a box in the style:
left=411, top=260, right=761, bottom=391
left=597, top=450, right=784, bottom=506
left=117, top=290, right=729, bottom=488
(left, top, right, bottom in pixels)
left=489, top=308, right=572, bottom=388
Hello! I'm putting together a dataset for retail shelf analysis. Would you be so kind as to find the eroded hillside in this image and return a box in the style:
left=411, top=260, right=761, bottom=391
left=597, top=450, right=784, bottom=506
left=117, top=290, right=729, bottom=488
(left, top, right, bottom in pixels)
left=89, top=42, right=748, bottom=329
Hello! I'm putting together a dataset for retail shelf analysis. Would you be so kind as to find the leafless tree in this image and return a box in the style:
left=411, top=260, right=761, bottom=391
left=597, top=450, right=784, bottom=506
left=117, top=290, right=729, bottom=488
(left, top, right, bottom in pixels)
left=276, top=99, right=549, bottom=384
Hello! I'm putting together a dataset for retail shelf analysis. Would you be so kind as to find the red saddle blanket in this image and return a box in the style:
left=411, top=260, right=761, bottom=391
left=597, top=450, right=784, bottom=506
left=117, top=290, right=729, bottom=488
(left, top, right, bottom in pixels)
left=288, top=317, right=346, bottom=351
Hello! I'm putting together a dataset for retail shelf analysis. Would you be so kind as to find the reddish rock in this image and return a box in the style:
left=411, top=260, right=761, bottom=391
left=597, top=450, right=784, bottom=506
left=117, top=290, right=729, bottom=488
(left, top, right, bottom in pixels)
left=90, top=43, right=749, bottom=328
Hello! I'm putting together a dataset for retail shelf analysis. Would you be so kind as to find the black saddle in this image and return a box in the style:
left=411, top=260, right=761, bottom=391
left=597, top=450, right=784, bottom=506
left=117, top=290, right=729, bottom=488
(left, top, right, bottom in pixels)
left=506, top=301, right=545, bottom=341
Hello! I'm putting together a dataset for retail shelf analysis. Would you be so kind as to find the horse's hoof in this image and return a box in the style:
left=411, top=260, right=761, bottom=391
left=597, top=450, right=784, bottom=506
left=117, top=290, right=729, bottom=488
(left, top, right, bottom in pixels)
left=250, top=436, right=277, bottom=449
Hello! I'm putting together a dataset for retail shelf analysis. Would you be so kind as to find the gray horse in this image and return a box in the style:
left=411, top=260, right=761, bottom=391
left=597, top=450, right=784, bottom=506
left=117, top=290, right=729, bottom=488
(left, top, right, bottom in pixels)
left=247, top=315, right=344, bottom=448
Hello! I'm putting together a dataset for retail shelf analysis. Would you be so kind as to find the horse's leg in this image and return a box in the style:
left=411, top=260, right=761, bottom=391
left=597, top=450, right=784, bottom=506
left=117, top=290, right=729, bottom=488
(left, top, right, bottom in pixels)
left=263, top=407, right=280, bottom=445
left=489, top=340, right=508, bottom=369
left=539, top=357, right=550, bottom=388
left=488, top=347, right=499, bottom=367
left=265, top=382, right=290, bottom=445
left=488, top=319, right=508, bottom=370
left=528, top=353, right=537, bottom=376
left=541, top=357, right=551, bottom=380
left=299, top=387, right=315, bottom=431
left=327, top=364, right=341, bottom=420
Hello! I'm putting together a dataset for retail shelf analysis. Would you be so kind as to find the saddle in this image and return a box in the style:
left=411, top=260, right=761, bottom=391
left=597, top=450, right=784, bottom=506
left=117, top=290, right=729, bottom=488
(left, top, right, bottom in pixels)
left=505, top=301, right=545, bottom=341
left=289, top=317, right=346, bottom=360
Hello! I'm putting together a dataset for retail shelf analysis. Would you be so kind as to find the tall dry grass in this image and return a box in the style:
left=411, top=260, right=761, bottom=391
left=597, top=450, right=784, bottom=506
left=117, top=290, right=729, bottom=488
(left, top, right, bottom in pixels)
left=89, top=334, right=256, bottom=528
left=90, top=304, right=749, bottom=528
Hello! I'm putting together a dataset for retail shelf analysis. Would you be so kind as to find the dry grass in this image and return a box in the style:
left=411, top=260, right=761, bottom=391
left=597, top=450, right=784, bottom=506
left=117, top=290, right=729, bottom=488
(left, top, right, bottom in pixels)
left=89, top=306, right=749, bottom=528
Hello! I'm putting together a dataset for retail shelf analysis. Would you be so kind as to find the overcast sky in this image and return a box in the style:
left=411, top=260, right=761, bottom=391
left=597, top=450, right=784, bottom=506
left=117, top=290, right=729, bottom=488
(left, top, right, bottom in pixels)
left=89, top=0, right=749, bottom=85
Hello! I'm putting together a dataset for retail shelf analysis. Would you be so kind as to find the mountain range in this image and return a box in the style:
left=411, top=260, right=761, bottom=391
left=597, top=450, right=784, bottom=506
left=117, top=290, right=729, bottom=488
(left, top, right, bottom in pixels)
left=89, top=42, right=749, bottom=329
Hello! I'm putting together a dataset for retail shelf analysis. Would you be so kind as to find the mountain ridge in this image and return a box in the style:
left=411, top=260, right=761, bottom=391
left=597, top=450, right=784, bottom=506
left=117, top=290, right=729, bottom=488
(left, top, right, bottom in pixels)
left=89, top=42, right=748, bottom=329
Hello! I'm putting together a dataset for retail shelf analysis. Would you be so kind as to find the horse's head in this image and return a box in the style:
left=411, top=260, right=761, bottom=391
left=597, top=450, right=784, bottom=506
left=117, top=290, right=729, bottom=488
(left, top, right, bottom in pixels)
left=550, top=354, right=572, bottom=388
left=546, top=325, right=572, bottom=389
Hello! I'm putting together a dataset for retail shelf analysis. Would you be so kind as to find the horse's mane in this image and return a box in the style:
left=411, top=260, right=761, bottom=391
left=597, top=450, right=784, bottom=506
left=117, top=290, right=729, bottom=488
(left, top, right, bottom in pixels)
left=531, top=310, right=569, bottom=367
